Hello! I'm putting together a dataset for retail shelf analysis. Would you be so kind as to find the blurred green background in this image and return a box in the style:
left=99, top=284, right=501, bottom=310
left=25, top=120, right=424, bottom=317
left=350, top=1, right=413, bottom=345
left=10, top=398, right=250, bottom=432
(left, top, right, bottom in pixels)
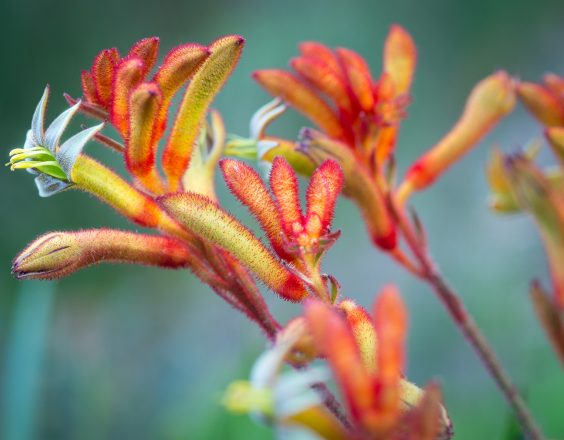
left=1, top=0, right=563, bottom=438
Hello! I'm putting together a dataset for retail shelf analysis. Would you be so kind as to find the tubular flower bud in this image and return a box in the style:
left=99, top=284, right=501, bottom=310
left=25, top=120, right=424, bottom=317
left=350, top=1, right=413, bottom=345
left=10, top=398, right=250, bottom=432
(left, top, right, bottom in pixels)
left=127, top=37, right=160, bottom=73
left=110, top=57, right=146, bottom=136
left=403, top=71, right=516, bottom=194
left=91, top=47, right=120, bottom=106
left=12, top=230, right=192, bottom=280
left=304, top=291, right=452, bottom=438
left=152, top=43, right=210, bottom=140
left=162, top=35, right=244, bottom=190
left=384, top=24, right=417, bottom=97
left=518, top=81, right=564, bottom=127
left=69, top=155, right=189, bottom=241
left=338, top=299, right=377, bottom=372
left=158, top=192, right=307, bottom=302
left=220, top=158, right=288, bottom=259
left=336, top=47, right=375, bottom=112
left=126, top=81, right=165, bottom=194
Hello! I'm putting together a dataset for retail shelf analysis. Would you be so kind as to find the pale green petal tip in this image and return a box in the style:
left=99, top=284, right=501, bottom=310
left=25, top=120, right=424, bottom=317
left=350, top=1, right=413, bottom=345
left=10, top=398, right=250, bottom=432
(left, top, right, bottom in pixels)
left=31, top=85, right=50, bottom=145
left=8, top=87, right=103, bottom=197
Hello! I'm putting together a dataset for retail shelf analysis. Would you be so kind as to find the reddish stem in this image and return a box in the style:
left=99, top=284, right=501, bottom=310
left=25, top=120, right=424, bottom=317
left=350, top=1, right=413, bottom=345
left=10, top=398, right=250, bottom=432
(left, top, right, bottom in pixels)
left=389, top=198, right=545, bottom=440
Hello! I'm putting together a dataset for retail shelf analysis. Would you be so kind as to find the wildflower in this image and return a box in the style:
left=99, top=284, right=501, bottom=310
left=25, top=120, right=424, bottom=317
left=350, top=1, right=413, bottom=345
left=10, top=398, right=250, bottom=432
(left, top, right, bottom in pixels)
left=6, top=86, right=103, bottom=196
left=225, top=287, right=453, bottom=439
left=7, top=35, right=294, bottom=338
left=11, top=230, right=193, bottom=279
left=251, top=25, right=514, bottom=250
left=305, top=288, right=452, bottom=439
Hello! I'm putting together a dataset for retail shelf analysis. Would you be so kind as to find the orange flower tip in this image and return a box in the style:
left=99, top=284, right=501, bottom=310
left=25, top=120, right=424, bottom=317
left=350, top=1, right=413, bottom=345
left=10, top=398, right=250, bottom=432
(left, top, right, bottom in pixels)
left=92, top=47, right=120, bottom=106
left=270, top=156, right=304, bottom=233
left=517, top=81, right=564, bottom=126
left=154, top=43, right=211, bottom=97
left=128, top=36, right=160, bottom=71
left=306, top=159, right=344, bottom=231
left=384, top=24, right=417, bottom=95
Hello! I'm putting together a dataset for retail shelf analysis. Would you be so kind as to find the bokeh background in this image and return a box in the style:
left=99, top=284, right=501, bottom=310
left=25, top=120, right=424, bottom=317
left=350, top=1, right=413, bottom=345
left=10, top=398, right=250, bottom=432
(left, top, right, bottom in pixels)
left=1, top=0, right=564, bottom=438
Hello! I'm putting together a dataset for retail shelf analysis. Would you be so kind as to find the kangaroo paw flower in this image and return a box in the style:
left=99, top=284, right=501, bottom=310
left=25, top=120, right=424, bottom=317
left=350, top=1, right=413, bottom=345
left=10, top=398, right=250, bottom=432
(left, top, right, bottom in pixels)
left=6, top=86, right=103, bottom=197
left=12, top=230, right=193, bottom=280
left=158, top=192, right=307, bottom=301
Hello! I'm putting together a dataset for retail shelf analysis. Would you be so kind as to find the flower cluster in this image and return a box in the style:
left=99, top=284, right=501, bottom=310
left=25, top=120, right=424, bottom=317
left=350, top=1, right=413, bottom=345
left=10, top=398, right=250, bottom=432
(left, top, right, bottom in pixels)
left=249, top=25, right=515, bottom=253
left=6, top=33, right=454, bottom=440
left=225, top=288, right=452, bottom=440
left=8, top=35, right=295, bottom=338
left=8, top=25, right=557, bottom=440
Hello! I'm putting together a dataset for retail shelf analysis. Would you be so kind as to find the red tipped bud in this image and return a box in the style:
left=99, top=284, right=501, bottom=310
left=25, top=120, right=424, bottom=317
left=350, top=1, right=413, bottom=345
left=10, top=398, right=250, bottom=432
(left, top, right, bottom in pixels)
left=91, top=47, right=120, bottom=107
left=126, top=81, right=165, bottom=194
left=127, top=37, right=160, bottom=74
left=110, top=57, right=146, bottom=135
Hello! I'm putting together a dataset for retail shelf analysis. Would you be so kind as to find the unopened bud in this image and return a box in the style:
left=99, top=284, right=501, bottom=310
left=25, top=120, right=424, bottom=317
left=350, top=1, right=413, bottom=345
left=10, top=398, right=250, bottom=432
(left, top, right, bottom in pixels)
left=518, top=81, right=564, bottom=127
left=403, top=71, right=516, bottom=194
left=12, top=230, right=191, bottom=280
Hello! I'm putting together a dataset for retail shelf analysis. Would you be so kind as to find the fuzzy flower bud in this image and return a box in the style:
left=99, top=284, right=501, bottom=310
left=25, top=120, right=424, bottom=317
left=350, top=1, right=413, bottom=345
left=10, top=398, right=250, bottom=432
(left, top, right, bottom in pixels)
left=12, top=230, right=192, bottom=280
left=402, top=71, right=516, bottom=196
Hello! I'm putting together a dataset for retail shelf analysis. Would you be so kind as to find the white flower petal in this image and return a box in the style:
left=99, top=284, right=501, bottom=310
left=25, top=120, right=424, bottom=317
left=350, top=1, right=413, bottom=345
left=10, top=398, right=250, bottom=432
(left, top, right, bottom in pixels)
left=44, top=100, right=81, bottom=152
left=57, top=123, right=104, bottom=176
left=31, top=86, right=50, bottom=145
left=250, top=99, right=286, bottom=139
left=250, top=339, right=294, bottom=389
left=35, top=173, right=73, bottom=197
